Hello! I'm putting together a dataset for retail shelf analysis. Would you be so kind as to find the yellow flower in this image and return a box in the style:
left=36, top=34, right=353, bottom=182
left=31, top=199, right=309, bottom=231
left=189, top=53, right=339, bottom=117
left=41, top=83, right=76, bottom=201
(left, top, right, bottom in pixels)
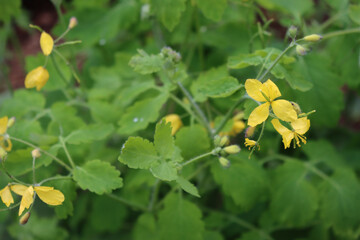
left=271, top=117, right=310, bottom=149
left=244, top=138, right=259, bottom=150
left=40, top=31, right=54, bottom=56
left=245, top=79, right=297, bottom=127
left=25, top=66, right=49, bottom=91
left=11, top=184, right=65, bottom=216
left=163, top=114, right=183, bottom=135
left=0, top=186, right=14, bottom=207
left=0, top=116, right=12, bottom=151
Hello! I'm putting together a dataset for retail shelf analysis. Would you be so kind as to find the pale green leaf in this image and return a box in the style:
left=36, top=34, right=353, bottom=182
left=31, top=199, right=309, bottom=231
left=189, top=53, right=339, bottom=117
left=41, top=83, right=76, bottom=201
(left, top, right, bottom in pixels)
left=118, top=93, right=169, bottom=135
left=227, top=54, right=263, bottom=69
left=349, top=5, right=360, bottom=25
left=119, top=137, right=160, bottom=169
left=177, top=177, right=200, bottom=197
left=51, top=179, right=77, bottom=219
left=133, top=213, right=158, bottom=240
left=151, top=0, right=186, bottom=31
left=196, top=0, right=227, bottom=22
left=73, top=160, right=123, bottom=194
left=158, top=194, right=204, bottom=240
left=154, top=121, right=175, bottom=159
left=150, top=161, right=178, bottom=181
left=198, top=76, right=241, bottom=98
left=129, top=49, right=164, bottom=74
left=65, top=124, right=114, bottom=145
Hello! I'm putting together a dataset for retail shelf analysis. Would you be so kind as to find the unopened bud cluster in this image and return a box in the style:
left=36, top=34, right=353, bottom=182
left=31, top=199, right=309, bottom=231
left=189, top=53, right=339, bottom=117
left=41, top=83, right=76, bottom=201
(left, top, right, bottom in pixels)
left=213, top=136, right=241, bottom=168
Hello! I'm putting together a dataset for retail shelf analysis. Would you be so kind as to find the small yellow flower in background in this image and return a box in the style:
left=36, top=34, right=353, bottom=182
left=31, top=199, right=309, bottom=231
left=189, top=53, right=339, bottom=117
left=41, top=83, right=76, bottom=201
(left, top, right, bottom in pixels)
left=40, top=31, right=54, bottom=56
left=245, top=79, right=298, bottom=127
left=0, top=116, right=12, bottom=152
left=244, top=138, right=259, bottom=150
left=25, top=66, right=49, bottom=91
left=163, top=114, right=183, bottom=135
left=0, top=186, right=14, bottom=207
left=271, top=117, right=310, bottom=149
left=11, top=184, right=65, bottom=216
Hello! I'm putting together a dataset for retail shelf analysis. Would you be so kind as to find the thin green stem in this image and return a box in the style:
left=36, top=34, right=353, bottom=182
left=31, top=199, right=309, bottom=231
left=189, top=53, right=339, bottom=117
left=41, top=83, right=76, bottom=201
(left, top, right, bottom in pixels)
left=39, top=174, right=72, bottom=185
left=54, top=28, right=70, bottom=43
left=214, top=94, right=246, bottom=134
left=106, top=193, right=147, bottom=211
left=180, top=151, right=214, bottom=168
left=258, top=41, right=295, bottom=82
left=9, top=136, right=72, bottom=171
left=248, top=121, right=265, bottom=159
left=52, top=0, right=66, bottom=31
left=50, top=54, right=68, bottom=85
left=32, top=156, right=36, bottom=184
left=0, top=202, right=20, bottom=212
left=53, top=48, right=81, bottom=83
left=59, top=137, right=75, bottom=168
left=148, top=179, right=160, bottom=212
left=177, top=82, right=213, bottom=136
left=322, top=27, right=360, bottom=40
left=55, top=40, right=82, bottom=48
left=256, top=49, right=274, bottom=79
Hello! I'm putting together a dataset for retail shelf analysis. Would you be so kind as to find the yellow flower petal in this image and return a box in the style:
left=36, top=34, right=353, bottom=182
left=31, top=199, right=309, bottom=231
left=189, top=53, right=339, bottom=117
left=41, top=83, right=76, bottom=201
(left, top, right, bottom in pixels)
left=0, top=186, right=14, bottom=207
left=245, top=79, right=267, bottom=102
left=291, top=117, right=310, bottom=135
left=25, top=66, right=50, bottom=91
left=163, top=114, right=183, bottom=135
left=244, top=138, right=258, bottom=150
left=0, top=138, right=12, bottom=152
left=271, top=119, right=291, bottom=136
left=40, top=32, right=54, bottom=56
left=282, top=131, right=295, bottom=149
left=34, top=186, right=65, bottom=206
left=0, top=116, right=8, bottom=135
left=19, top=186, right=34, bottom=216
left=10, top=184, right=29, bottom=196
left=263, top=79, right=281, bottom=101
left=248, top=102, right=270, bottom=127
left=271, top=99, right=297, bottom=122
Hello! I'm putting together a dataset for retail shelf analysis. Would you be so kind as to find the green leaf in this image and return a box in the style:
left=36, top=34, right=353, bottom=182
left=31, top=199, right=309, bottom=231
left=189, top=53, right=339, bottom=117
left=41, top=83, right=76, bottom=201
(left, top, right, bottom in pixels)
left=198, top=76, right=241, bottom=99
left=211, top=154, right=269, bottom=210
left=154, top=121, right=175, bottom=159
left=177, top=177, right=200, bottom=197
left=133, top=213, right=158, bottom=240
left=4, top=148, right=52, bottom=177
left=89, top=100, right=121, bottom=124
left=191, top=66, right=229, bottom=102
left=0, top=0, right=21, bottom=23
left=114, top=81, right=155, bottom=109
left=204, top=231, right=224, bottom=240
left=118, top=93, right=169, bottom=135
left=90, top=195, right=128, bottom=232
left=51, top=179, right=77, bottom=219
left=150, top=160, right=178, bottom=181
left=294, top=55, right=344, bottom=127
left=129, top=49, right=164, bottom=74
left=119, top=137, right=160, bottom=169
left=349, top=4, right=360, bottom=25
left=196, top=0, right=227, bottom=21
left=73, top=160, right=123, bottom=194
left=227, top=53, right=263, bottom=69
left=0, top=89, right=45, bottom=118
left=303, top=140, right=345, bottom=168
left=65, top=124, right=114, bottom=145
left=175, top=125, right=211, bottom=160
left=158, top=194, right=205, bottom=240
left=270, top=161, right=318, bottom=227
left=151, top=0, right=186, bottom=31
left=319, top=169, right=360, bottom=236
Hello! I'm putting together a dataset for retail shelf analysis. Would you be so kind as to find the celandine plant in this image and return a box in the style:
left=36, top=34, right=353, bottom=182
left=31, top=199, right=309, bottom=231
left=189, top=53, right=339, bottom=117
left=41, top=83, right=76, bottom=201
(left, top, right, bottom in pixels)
left=0, top=0, right=360, bottom=239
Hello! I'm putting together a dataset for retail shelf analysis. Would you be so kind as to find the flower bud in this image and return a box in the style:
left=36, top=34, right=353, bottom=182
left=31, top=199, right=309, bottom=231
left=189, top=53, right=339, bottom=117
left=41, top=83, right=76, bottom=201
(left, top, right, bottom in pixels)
left=223, top=145, right=241, bottom=155
left=68, top=17, right=78, bottom=29
left=245, top=126, right=256, bottom=138
left=287, top=25, right=298, bottom=39
left=25, top=66, right=49, bottom=91
left=7, top=117, right=15, bottom=128
left=31, top=149, right=41, bottom=158
left=296, top=44, right=308, bottom=56
left=213, top=135, right=221, bottom=146
left=219, top=157, right=230, bottom=168
left=163, top=114, right=183, bottom=135
left=19, top=212, right=31, bottom=225
left=291, top=101, right=302, bottom=115
left=40, top=31, right=54, bottom=56
left=0, top=147, right=7, bottom=160
left=219, top=136, right=229, bottom=147
left=303, top=34, right=322, bottom=42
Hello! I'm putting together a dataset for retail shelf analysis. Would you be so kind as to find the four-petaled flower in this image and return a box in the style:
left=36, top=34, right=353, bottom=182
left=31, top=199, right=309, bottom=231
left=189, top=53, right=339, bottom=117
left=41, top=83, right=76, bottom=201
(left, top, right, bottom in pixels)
left=10, top=184, right=65, bottom=216
left=271, top=117, right=310, bottom=149
left=245, top=79, right=298, bottom=127
left=0, top=116, right=12, bottom=151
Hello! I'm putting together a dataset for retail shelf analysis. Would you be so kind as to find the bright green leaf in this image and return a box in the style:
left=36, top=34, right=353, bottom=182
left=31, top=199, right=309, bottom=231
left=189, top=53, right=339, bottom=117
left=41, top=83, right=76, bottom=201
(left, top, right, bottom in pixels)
left=349, top=5, right=360, bottom=25
left=154, top=121, right=175, bottom=159
left=196, top=0, right=227, bottom=22
left=65, top=124, right=114, bottom=145
left=133, top=213, right=158, bottom=240
left=73, top=160, right=123, bottom=194
left=176, top=177, right=200, bottom=197
left=150, top=161, right=178, bottom=181
left=151, top=0, right=186, bottom=31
